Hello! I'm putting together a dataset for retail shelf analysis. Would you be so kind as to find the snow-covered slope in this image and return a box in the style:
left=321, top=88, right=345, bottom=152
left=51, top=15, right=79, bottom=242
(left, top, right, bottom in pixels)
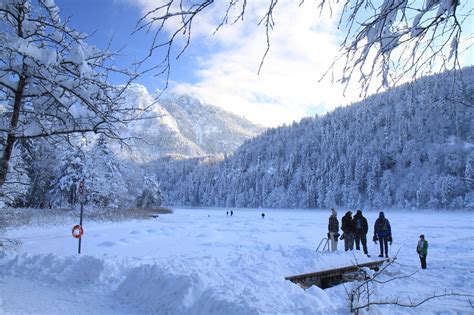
left=159, top=93, right=265, bottom=155
left=117, top=85, right=265, bottom=162
left=152, top=67, right=474, bottom=209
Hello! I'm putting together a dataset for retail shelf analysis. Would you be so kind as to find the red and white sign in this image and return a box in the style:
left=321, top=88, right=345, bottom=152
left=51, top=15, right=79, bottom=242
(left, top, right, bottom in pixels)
left=72, top=225, right=84, bottom=239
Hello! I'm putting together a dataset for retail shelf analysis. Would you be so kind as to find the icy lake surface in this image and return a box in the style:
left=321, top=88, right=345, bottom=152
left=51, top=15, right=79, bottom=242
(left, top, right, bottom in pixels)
left=1, top=208, right=473, bottom=314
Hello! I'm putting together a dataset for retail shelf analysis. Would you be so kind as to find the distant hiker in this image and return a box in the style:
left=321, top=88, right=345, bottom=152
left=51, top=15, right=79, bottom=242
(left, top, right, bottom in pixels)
left=226, top=211, right=229, bottom=217
left=230, top=210, right=234, bottom=216
left=353, top=209, right=369, bottom=256
left=261, top=213, right=265, bottom=219
left=373, top=212, right=392, bottom=258
left=327, top=208, right=340, bottom=252
left=417, top=234, right=428, bottom=269
left=341, top=211, right=354, bottom=251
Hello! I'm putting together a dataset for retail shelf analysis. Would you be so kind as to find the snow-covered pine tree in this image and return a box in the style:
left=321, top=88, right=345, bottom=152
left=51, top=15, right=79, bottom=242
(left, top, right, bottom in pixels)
left=136, top=175, right=163, bottom=209
left=51, top=145, right=84, bottom=207
left=84, top=135, right=131, bottom=209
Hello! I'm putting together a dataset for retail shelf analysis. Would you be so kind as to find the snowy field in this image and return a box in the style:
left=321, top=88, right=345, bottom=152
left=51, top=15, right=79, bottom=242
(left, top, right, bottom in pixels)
left=0, top=208, right=473, bottom=314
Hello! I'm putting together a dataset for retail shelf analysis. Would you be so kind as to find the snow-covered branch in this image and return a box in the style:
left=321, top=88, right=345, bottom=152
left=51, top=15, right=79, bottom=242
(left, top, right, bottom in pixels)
left=135, top=0, right=472, bottom=92
left=0, top=0, right=147, bottom=187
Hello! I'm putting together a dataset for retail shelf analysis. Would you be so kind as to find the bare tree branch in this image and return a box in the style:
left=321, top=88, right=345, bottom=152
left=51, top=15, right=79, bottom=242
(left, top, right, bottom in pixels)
left=345, top=252, right=474, bottom=314
left=134, top=0, right=473, bottom=94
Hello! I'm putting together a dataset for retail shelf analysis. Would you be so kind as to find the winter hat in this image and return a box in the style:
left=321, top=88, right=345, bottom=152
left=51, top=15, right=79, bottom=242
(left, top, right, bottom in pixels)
left=331, top=208, right=337, bottom=216
left=379, top=212, right=385, bottom=218
left=356, top=210, right=362, bottom=216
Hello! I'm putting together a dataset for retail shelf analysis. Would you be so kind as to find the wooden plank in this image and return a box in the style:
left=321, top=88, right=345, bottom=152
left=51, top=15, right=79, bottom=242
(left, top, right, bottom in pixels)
left=284, top=259, right=389, bottom=289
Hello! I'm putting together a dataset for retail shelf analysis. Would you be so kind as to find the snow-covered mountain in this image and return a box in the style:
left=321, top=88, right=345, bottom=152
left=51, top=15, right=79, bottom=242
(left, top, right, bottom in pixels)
left=118, top=85, right=265, bottom=162
left=152, top=67, right=474, bottom=209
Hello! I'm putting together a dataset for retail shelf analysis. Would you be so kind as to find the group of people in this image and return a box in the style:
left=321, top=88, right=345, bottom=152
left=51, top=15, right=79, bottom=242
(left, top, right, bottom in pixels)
left=327, top=208, right=428, bottom=268
left=328, top=208, right=391, bottom=257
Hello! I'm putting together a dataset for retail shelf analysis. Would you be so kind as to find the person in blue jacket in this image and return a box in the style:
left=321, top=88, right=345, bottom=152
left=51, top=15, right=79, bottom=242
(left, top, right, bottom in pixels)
left=373, top=212, right=392, bottom=258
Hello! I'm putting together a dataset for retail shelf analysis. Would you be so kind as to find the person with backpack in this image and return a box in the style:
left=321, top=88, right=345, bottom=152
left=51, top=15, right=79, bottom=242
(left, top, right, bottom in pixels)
left=341, top=211, right=355, bottom=251
left=373, top=212, right=392, bottom=258
left=353, top=209, right=369, bottom=256
left=416, top=234, right=428, bottom=269
left=327, top=208, right=340, bottom=252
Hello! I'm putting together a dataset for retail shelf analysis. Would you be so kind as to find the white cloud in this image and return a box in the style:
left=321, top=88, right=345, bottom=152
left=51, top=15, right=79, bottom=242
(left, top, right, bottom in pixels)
left=125, top=0, right=474, bottom=127
left=122, top=0, right=359, bottom=127
left=145, top=0, right=360, bottom=127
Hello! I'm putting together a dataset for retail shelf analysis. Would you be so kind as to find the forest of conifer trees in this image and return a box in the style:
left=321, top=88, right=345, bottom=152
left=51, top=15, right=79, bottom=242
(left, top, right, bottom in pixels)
left=152, top=68, right=474, bottom=210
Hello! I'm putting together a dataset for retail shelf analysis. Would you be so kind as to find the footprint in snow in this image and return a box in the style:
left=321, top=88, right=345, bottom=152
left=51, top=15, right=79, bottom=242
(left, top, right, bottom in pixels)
left=119, top=238, right=131, bottom=244
left=97, top=241, right=117, bottom=247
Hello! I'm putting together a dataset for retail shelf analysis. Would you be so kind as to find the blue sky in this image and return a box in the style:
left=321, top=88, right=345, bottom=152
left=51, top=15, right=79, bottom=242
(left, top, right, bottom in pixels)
left=55, top=0, right=178, bottom=89
left=55, top=0, right=474, bottom=127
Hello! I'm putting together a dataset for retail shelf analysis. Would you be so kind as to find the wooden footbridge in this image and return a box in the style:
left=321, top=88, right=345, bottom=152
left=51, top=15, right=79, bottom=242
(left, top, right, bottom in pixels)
left=285, top=258, right=390, bottom=289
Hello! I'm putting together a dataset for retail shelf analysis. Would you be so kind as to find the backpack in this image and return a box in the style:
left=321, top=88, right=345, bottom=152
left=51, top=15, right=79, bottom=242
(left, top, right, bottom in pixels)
left=355, top=218, right=362, bottom=231
left=376, top=219, right=388, bottom=232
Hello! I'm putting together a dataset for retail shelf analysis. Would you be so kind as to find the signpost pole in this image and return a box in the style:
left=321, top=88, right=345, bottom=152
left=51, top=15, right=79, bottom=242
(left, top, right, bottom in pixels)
left=78, top=201, right=83, bottom=254
left=78, top=180, right=85, bottom=254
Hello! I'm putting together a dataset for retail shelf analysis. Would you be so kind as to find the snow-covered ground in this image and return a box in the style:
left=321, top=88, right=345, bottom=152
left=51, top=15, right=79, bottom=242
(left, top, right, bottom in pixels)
left=1, top=208, right=473, bottom=314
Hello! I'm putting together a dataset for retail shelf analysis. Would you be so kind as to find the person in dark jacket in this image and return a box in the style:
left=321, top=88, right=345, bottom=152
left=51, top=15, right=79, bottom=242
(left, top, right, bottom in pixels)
left=341, top=211, right=354, bottom=251
left=373, top=212, right=392, bottom=258
left=416, top=234, right=428, bottom=269
left=327, top=208, right=340, bottom=252
left=353, top=209, right=369, bottom=256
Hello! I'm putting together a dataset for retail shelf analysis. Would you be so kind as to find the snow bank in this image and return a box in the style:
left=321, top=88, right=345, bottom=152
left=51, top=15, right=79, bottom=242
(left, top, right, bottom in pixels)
left=114, top=264, right=208, bottom=314
left=0, top=252, right=335, bottom=314
left=0, top=254, right=120, bottom=288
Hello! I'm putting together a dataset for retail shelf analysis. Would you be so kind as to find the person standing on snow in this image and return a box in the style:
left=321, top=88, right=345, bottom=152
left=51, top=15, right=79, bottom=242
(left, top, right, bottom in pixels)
left=373, top=212, right=392, bottom=258
left=341, top=211, right=355, bottom=251
left=417, top=234, right=428, bottom=269
left=353, top=209, right=370, bottom=256
left=327, top=208, right=340, bottom=252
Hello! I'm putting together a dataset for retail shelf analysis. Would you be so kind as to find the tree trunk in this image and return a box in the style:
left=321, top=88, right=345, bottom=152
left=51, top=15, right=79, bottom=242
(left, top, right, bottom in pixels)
left=0, top=68, right=27, bottom=187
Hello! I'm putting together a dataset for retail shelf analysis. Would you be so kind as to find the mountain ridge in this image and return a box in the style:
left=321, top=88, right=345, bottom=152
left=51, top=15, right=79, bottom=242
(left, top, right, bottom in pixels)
left=116, top=84, right=265, bottom=162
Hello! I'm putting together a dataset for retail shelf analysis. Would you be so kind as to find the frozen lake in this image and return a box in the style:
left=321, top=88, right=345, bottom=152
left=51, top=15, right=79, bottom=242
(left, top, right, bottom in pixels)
left=1, top=208, right=473, bottom=314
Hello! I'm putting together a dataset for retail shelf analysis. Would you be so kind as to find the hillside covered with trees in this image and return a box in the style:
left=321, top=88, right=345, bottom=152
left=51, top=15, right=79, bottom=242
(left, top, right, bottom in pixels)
left=153, top=68, right=474, bottom=209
